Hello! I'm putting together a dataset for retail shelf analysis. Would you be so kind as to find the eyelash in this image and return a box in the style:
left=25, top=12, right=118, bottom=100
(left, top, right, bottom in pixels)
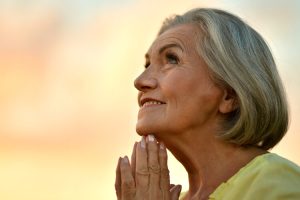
left=165, top=53, right=179, bottom=65
left=144, top=52, right=179, bottom=69
left=144, top=62, right=150, bottom=68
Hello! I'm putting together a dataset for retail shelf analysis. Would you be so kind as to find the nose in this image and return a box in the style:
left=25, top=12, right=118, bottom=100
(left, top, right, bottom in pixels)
left=134, top=70, right=158, bottom=92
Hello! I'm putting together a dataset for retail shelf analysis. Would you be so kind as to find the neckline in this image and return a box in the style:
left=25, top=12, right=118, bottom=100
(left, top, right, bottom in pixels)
left=209, top=152, right=273, bottom=198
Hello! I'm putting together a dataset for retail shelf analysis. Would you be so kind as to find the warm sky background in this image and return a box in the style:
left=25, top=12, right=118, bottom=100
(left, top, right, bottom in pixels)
left=0, top=0, right=299, bottom=199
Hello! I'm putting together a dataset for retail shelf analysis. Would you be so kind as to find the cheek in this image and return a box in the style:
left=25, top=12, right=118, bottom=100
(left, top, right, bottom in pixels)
left=165, top=75, right=223, bottom=124
left=160, top=70, right=191, bottom=97
left=193, top=82, right=224, bottom=111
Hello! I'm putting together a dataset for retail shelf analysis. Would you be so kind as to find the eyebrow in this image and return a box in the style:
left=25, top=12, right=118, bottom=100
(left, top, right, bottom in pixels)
left=145, top=43, right=183, bottom=59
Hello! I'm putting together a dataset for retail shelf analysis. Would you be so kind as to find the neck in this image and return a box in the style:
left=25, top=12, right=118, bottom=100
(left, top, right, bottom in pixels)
left=159, top=127, right=267, bottom=199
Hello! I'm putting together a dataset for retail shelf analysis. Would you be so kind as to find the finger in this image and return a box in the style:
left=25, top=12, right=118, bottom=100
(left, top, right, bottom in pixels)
left=115, top=157, right=122, bottom=200
left=135, top=137, right=149, bottom=195
left=147, top=135, right=161, bottom=199
left=170, top=185, right=182, bottom=200
left=131, top=142, right=137, bottom=179
left=120, top=156, right=136, bottom=200
left=159, top=142, right=170, bottom=199
left=170, top=184, right=175, bottom=190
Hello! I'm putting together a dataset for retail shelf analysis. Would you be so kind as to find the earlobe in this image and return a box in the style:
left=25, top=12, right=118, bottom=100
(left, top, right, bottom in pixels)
left=219, top=89, right=238, bottom=114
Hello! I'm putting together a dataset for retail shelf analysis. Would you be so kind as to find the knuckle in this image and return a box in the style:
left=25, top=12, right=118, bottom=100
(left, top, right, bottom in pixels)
left=123, top=189, right=136, bottom=200
left=122, top=179, right=135, bottom=190
left=150, top=163, right=160, bottom=169
left=160, top=168, right=170, bottom=176
left=136, top=167, right=149, bottom=176
left=159, top=152, right=167, bottom=158
left=149, top=164, right=161, bottom=174
left=137, top=166, right=148, bottom=172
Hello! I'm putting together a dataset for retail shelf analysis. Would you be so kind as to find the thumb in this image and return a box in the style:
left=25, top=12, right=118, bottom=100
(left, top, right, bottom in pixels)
left=170, top=185, right=182, bottom=200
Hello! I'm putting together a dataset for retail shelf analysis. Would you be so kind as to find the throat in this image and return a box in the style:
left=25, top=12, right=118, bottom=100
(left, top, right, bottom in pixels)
left=166, top=137, right=267, bottom=200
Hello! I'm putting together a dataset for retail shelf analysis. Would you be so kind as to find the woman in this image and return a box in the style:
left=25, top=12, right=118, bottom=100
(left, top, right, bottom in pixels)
left=115, top=8, right=300, bottom=199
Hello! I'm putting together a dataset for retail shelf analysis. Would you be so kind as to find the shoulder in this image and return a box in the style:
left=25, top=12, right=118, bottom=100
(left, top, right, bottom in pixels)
left=236, top=153, right=300, bottom=198
left=243, top=153, right=300, bottom=198
left=252, top=153, right=300, bottom=182
left=210, top=153, right=300, bottom=199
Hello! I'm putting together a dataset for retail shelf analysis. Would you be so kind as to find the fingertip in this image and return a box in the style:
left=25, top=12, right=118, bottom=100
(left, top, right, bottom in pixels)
left=119, top=156, right=126, bottom=167
left=131, top=143, right=137, bottom=159
left=147, top=134, right=156, bottom=142
left=159, top=143, right=168, bottom=159
left=124, top=156, right=129, bottom=163
left=116, top=157, right=121, bottom=171
left=175, top=185, right=182, bottom=195
left=177, top=184, right=182, bottom=191
left=159, top=142, right=165, bottom=150
left=141, top=136, right=146, bottom=148
left=170, top=184, right=182, bottom=199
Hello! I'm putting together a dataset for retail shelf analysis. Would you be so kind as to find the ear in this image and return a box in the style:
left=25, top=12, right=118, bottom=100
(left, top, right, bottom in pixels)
left=219, top=88, right=238, bottom=114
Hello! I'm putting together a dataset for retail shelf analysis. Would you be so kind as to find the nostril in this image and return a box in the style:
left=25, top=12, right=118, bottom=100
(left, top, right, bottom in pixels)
left=141, top=85, right=153, bottom=90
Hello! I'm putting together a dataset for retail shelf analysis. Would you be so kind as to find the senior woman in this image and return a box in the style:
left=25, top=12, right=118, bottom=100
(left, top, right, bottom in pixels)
left=115, top=8, right=300, bottom=200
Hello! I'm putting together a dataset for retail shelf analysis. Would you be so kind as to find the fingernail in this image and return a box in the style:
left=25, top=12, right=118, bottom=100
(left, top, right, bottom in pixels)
left=160, top=142, right=165, bottom=150
left=178, top=185, right=182, bottom=191
left=123, top=156, right=129, bottom=163
left=148, top=134, right=155, bottom=142
left=133, top=142, right=137, bottom=149
left=141, top=137, right=146, bottom=148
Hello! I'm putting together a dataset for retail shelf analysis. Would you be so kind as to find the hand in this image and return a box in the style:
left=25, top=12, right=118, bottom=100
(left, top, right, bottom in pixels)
left=115, top=135, right=182, bottom=200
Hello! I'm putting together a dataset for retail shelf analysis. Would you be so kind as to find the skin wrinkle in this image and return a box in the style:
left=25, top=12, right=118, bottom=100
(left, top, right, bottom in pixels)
left=134, top=24, right=267, bottom=200
left=136, top=24, right=225, bottom=136
left=117, top=7, right=290, bottom=199
left=146, top=34, right=195, bottom=62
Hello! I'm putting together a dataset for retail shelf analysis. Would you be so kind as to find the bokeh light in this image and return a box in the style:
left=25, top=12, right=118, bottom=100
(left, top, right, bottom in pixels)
left=0, top=0, right=299, bottom=199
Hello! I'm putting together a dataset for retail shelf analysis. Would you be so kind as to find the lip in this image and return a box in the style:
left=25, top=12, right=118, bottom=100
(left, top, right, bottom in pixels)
left=139, top=97, right=166, bottom=107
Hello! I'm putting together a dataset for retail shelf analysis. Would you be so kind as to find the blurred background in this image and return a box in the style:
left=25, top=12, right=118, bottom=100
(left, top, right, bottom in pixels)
left=0, top=0, right=299, bottom=199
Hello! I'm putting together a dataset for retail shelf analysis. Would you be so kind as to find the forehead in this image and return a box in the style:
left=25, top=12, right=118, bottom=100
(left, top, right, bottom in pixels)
left=146, top=24, right=199, bottom=56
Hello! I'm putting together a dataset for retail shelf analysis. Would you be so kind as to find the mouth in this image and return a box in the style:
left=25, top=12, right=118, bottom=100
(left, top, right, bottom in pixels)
left=140, top=98, right=166, bottom=108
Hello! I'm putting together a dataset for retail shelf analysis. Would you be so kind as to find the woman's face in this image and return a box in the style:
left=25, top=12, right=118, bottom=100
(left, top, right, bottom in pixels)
left=134, top=24, right=225, bottom=138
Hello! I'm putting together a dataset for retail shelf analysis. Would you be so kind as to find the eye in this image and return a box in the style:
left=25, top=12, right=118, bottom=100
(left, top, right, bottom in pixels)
left=166, top=53, right=179, bottom=65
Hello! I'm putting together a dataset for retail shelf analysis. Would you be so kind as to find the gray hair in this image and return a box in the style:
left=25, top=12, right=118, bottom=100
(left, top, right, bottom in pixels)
left=159, top=8, right=289, bottom=150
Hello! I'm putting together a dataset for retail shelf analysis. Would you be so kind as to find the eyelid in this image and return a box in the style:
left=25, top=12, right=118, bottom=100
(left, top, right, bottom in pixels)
left=165, top=52, right=179, bottom=64
left=143, top=48, right=180, bottom=68
left=166, top=52, right=178, bottom=58
left=144, top=60, right=150, bottom=68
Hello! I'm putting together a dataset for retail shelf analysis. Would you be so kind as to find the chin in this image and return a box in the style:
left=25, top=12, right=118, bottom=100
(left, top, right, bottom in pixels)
left=136, top=123, right=150, bottom=136
left=136, top=123, right=168, bottom=144
left=136, top=120, right=159, bottom=136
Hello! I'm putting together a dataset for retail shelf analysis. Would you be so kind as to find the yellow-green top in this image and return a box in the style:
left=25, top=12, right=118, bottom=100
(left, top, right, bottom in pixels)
left=180, top=153, right=300, bottom=199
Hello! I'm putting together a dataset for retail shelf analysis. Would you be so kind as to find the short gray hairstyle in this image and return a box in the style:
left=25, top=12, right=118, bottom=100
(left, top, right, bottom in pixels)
left=158, top=8, right=289, bottom=150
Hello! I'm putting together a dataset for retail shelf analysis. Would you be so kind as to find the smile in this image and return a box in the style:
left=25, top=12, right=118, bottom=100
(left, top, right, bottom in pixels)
left=142, top=101, right=163, bottom=108
left=140, top=97, right=166, bottom=108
